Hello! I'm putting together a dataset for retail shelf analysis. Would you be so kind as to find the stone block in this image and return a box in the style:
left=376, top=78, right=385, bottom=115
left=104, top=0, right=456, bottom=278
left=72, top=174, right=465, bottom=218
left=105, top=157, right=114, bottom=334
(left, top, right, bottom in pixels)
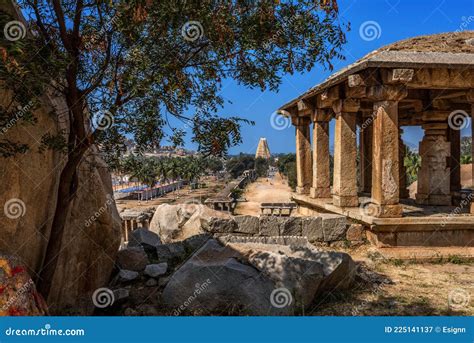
left=234, top=215, right=260, bottom=234
left=259, top=216, right=281, bottom=236
left=301, top=217, right=323, bottom=242
left=205, top=218, right=238, bottom=233
left=144, top=263, right=168, bottom=278
left=321, top=213, right=348, bottom=242
left=346, top=224, right=365, bottom=241
left=280, top=217, right=302, bottom=236
left=116, top=247, right=149, bottom=271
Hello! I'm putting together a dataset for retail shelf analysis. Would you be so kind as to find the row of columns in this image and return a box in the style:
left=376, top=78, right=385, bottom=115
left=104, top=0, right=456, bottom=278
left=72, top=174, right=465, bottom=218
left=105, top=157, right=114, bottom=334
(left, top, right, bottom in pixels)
left=293, top=94, right=406, bottom=218
left=294, top=94, right=474, bottom=217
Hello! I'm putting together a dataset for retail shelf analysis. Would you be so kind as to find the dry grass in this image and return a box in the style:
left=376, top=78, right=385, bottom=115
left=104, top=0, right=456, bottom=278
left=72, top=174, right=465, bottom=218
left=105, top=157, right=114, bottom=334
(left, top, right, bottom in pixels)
left=308, top=245, right=473, bottom=316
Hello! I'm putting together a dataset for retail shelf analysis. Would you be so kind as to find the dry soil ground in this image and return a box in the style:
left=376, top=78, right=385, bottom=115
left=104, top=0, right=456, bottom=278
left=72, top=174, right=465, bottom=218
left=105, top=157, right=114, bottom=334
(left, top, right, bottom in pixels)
left=234, top=173, right=293, bottom=215
left=308, top=245, right=473, bottom=316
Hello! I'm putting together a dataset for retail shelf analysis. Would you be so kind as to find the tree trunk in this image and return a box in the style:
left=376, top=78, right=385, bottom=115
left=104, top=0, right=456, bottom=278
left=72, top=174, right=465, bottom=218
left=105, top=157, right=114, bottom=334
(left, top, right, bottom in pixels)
left=36, top=153, right=80, bottom=297
left=36, top=92, right=90, bottom=299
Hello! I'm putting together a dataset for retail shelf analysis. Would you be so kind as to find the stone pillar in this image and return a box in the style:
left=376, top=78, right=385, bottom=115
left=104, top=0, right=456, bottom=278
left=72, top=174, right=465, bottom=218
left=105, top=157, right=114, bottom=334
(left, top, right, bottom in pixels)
left=398, top=128, right=409, bottom=198
left=416, top=122, right=451, bottom=206
left=371, top=100, right=402, bottom=217
left=359, top=118, right=373, bottom=193
left=294, top=116, right=312, bottom=194
left=310, top=110, right=331, bottom=198
left=332, top=99, right=359, bottom=207
left=448, top=127, right=461, bottom=194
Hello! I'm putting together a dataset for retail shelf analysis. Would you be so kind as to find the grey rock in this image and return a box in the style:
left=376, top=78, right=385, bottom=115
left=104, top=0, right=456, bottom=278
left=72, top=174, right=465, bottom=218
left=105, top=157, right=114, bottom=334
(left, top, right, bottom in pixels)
left=280, top=217, right=302, bottom=236
left=321, top=213, right=348, bottom=241
left=167, top=242, right=187, bottom=261
left=301, top=217, right=323, bottom=242
left=234, top=215, right=260, bottom=234
left=128, top=228, right=162, bottom=248
left=290, top=247, right=356, bottom=292
left=144, top=263, right=168, bottom=278
left=204, top=218, right=237, bottom=234
left=113, top=288, right=130, bottom=301
left=155, top=245, right=173, bottom=263
left=116, top=247, right=149, bottom=271
left=182, top=233, right=212, bottom=254
left=259, top=216, right=281, bottom=236
left=163, top=239, right=288, bottom=316
left=119, top=269, right=139, bottom=282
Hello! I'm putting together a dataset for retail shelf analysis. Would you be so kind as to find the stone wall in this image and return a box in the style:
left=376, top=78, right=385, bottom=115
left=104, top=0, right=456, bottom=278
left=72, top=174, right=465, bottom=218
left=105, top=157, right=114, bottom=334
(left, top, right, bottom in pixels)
left=206, top=214, right=362, bottom=244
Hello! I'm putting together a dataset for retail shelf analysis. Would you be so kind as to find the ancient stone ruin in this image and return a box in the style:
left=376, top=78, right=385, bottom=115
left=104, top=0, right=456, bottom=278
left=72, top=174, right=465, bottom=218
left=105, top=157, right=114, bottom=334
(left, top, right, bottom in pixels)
left=277, top=32, right=474, bottom=247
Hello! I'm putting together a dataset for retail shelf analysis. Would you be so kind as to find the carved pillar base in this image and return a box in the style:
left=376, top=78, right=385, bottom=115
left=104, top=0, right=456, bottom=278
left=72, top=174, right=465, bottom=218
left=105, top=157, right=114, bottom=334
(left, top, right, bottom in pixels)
left=310, top=186, right=331, bottom=198
left=333, top=195, right=359, bottom=207
left=415, top=122, right=452, bottom=206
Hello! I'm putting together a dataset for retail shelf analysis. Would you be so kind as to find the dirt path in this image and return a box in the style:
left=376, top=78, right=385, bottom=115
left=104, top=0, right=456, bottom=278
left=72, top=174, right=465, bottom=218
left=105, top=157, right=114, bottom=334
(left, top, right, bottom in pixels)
left=234, top=173, right=293, bottom=215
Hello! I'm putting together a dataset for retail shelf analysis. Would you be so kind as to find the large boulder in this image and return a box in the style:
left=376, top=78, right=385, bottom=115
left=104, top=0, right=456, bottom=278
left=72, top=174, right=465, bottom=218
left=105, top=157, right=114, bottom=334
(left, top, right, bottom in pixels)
left=0, top=6, right=122, bottom=315
left=0, top=255, right=48, bottom=316
left=162, top=238, right=356, bottom=315
left=149, top=203, right=230, bottom=243
left=128, top=228, right=162, bottom=249
left=162, top=239, right=286, bottom=315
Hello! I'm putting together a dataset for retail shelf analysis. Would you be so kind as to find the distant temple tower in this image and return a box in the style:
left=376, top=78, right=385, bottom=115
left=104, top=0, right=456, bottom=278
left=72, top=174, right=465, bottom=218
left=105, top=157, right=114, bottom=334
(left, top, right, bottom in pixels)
left=255, top=137, right=271, bottom=159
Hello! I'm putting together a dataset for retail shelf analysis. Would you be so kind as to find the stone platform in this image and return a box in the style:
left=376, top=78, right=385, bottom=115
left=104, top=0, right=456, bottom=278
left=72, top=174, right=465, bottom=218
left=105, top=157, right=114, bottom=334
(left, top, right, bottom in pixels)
left=293, top=194, right=474, bottom=247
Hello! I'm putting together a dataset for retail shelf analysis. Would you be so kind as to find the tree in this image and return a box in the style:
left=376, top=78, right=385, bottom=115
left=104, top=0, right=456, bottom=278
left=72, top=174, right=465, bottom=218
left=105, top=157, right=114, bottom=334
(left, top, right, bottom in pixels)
left=461, top=137, right=472, bottom=164
left=404, top=148, right=421, bottom=185
left=1, top=0, right=346, bottom=298
left=255, top=157, right=269, bottom=177
left=226, top=154, right=256, bottom=179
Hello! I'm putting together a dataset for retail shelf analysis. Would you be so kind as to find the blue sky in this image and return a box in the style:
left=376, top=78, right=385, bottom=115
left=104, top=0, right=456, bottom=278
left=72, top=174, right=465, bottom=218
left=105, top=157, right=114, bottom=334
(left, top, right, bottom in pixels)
left=176, top=0, right=474, bottom=154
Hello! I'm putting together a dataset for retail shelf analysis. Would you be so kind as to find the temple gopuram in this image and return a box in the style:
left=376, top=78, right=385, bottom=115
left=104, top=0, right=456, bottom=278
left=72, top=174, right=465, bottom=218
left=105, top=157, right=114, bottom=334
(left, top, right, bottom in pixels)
left=277, top=32, right=474, bottom=247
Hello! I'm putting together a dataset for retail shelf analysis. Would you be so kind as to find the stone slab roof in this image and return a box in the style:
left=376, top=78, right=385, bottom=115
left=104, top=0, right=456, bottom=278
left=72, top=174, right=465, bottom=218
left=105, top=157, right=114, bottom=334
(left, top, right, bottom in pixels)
left=279, top=31, right=474, bottom=111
